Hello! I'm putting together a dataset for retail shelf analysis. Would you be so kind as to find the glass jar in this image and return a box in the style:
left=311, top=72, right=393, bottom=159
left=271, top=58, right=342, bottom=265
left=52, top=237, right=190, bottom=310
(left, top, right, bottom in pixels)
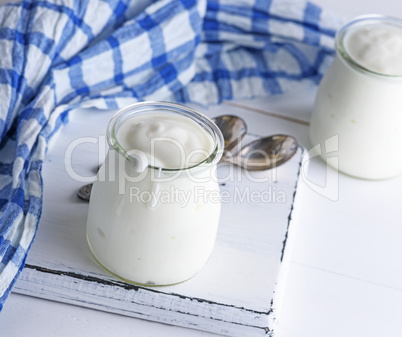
left=309, top=15, right=402, bottom=180
left=86, top=102, right=224, bottom=285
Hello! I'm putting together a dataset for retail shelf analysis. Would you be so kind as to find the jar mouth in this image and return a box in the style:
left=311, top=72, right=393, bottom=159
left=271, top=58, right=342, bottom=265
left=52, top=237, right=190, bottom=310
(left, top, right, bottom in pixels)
left=336, top=14, right=402, bottom=78
left=106, top=101, right=224, bottom=172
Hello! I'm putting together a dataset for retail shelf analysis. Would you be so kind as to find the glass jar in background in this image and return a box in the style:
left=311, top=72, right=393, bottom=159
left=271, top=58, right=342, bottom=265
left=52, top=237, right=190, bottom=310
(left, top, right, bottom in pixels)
left=86, top=102, right=224, bottom=286
left=309, top=15, right=402, bottom=180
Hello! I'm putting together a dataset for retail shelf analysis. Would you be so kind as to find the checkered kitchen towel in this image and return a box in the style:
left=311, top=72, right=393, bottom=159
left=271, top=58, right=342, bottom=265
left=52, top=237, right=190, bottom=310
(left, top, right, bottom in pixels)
left=0, top=0, right=342, bottom=309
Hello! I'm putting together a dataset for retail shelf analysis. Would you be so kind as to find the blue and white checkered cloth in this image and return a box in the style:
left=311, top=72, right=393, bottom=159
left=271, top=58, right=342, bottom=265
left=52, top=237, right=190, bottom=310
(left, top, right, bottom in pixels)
left=0, top=0, right=342, bottom=310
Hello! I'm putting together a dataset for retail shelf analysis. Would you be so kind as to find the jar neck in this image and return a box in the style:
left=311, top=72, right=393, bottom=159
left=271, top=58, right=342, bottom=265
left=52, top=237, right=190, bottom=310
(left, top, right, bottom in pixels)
left=335, top=15, right=402, bottom=79
left=107, top=101, right=224, bottom=173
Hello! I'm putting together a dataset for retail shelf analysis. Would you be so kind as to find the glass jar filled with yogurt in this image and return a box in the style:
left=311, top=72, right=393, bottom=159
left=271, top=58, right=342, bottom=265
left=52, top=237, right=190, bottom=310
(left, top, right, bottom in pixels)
left=86, top=102, right=224, bottom=285
left=310, top=15, right=402, bottom=179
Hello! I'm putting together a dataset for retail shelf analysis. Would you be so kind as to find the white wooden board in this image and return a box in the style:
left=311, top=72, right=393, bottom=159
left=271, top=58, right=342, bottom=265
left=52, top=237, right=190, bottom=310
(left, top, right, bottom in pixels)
left=13, top=103, right=305, bottom=337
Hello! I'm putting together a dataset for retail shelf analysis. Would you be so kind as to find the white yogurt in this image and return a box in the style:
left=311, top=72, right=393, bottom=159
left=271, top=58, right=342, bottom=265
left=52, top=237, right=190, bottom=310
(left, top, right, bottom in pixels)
left=344, top=24, right=402, bottom=75
left=309, top=16, right=402, bottom=179
left=116, top=112, right=214, bottom=169
left=86, top=103, right=223, bottom=285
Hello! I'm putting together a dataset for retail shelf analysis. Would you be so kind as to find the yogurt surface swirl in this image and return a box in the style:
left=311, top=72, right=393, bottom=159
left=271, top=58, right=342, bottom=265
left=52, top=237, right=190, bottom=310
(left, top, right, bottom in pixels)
left=116, top=112, right=215, bottom=170
left=344, top=22, right=402, bottom=75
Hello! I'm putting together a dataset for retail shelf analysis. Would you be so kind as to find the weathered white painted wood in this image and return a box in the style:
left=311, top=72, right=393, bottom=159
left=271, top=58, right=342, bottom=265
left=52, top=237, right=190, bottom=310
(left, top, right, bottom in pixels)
left=13, top=103, right=305, bottom=337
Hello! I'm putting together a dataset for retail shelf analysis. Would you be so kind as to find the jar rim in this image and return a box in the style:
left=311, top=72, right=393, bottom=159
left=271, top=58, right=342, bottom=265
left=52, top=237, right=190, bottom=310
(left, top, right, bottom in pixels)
left=106, top=101, right=224, bottom=172
left=336, top=14, right=402, bottom=78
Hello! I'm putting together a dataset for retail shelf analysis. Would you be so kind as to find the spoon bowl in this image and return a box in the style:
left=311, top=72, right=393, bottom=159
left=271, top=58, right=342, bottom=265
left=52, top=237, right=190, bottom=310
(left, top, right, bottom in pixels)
left=211, top=115, right=247, bottom=153
left=222, top=134, right=298, bottom=170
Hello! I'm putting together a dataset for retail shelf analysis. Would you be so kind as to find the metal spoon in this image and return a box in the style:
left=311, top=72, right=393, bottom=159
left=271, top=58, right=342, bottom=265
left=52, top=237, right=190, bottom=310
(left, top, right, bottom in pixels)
left=211, top=115, right=247, bottom=154
left=77, top=183, right=93, bottom=201
left=211, top=115, right=298, bottom=169
left=221, top=134, right=298, bottom=171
